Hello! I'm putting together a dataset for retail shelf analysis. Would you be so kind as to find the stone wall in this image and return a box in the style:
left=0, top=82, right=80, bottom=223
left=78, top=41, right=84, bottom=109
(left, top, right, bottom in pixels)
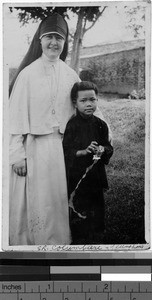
left=79, top=47, right=145, bottom=95
left=80, top=39, right=145, bottom=57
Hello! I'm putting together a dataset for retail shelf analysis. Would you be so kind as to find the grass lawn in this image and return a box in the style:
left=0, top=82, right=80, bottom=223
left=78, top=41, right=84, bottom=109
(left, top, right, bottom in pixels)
left=97, top=96, right=146, bottom=244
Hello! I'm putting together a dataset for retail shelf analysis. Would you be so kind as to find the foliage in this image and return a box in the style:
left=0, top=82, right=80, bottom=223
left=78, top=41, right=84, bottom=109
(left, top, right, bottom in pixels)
left=79, top=69, right=95, bottom=82
left=9, top=6, right=106, bottom=26
left=124, top=4, right=145, bottom=38
left=9, top=6, right=70, bottom=24
left=80, top=61, right=100, bottom=83
left=129, top=89, right=145, bottom=99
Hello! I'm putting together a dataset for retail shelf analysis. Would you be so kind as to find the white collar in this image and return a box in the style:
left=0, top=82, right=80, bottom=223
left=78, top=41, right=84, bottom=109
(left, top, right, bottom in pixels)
left=41, top=53, right=60, bottom=67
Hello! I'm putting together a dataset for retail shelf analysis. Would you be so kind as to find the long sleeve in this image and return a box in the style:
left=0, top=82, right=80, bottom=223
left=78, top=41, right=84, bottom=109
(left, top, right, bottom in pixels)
left=94, top=106, right=113, bottom=144
left=9, top=134, right=26, bottom=165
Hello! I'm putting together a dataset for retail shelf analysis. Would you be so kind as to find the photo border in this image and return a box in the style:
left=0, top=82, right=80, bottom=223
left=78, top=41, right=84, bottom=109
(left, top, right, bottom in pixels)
left=2, top=0, right=151, bottom=254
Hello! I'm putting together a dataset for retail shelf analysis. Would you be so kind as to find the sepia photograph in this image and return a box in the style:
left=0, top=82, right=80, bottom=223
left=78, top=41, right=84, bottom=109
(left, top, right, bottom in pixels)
left=2, top=1, right=151, bottom=251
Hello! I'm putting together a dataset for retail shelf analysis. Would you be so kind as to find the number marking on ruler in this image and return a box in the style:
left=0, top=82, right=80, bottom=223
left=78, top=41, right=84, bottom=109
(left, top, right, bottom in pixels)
left=0, top=281, right=152, bottom=299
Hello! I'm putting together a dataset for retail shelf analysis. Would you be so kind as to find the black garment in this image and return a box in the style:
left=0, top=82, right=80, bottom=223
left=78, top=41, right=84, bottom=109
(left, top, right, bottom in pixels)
left=63, top=112, right=113, bottom=244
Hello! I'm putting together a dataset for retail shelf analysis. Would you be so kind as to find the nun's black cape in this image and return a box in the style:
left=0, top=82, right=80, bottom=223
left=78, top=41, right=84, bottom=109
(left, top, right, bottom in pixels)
left=63, top=112, right=113, bottom=243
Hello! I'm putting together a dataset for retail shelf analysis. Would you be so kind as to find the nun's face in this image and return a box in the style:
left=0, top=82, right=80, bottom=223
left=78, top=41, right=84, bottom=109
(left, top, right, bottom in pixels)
left=41, top=33, right=65, bottom=60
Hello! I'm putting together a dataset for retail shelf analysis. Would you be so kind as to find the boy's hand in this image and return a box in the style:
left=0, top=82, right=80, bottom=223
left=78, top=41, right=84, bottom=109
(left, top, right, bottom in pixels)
left=86, top=141, right=98, bottom=154
left=12, top=159, right=27, bottom=176
left=76, top=141, right=100, bottom=157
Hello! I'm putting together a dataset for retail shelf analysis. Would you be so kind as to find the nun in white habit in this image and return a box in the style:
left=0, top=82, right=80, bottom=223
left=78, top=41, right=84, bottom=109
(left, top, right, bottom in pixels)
left=9, top=13, right=80, bottom=245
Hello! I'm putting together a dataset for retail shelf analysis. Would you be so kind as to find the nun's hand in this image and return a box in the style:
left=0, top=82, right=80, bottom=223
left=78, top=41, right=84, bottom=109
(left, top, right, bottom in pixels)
left=12, top=159, right=27, bottom=177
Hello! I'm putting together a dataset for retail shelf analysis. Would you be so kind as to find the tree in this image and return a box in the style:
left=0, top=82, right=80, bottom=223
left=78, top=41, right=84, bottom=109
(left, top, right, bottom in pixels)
left=69, top=6, right=107, bottom=73
left=9, top=5, right=107, bottom=73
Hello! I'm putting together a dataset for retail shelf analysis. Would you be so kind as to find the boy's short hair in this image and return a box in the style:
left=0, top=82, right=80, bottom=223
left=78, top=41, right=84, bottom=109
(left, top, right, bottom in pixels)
left=71, top=81, right=98, bottom=103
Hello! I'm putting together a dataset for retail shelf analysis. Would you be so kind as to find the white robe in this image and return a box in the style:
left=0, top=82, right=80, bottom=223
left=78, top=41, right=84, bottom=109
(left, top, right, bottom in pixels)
left=9, top=55, right=80, bottom=245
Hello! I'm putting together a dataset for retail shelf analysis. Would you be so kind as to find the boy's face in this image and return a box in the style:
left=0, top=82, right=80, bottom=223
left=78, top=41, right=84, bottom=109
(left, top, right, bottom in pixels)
left=75, top=89, right=98, bottom=118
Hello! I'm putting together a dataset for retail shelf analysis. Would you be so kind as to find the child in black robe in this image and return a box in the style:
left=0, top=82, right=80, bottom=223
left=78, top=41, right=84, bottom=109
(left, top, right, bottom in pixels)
left=63, top=81, right=113, bottom=244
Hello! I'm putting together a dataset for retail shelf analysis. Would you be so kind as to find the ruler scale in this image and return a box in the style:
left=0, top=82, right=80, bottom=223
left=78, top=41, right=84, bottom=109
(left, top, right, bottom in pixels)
left=0, top=281, right=152, bottom=299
